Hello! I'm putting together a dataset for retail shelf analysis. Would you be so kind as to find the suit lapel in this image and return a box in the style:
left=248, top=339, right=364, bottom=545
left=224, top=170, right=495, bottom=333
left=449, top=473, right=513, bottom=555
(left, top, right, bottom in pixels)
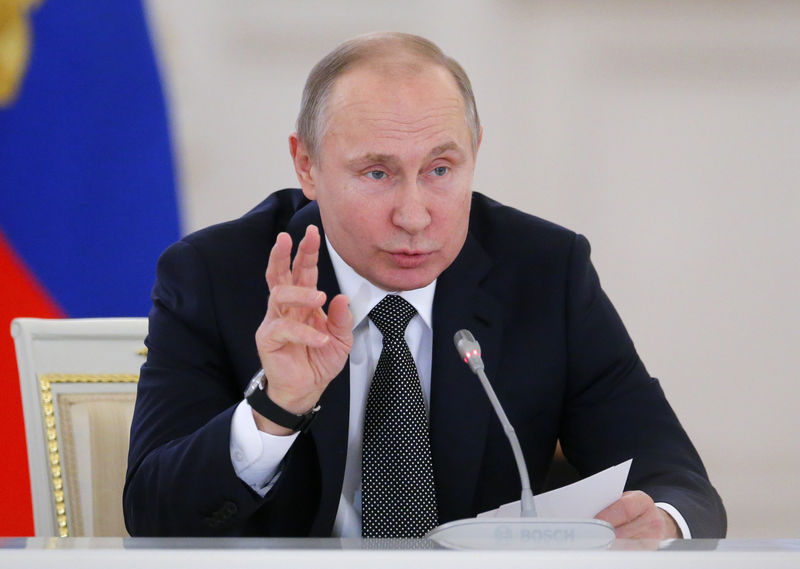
left=430, top=231, right=505, bottom=523
left=286, top=202, right=350, bottom=536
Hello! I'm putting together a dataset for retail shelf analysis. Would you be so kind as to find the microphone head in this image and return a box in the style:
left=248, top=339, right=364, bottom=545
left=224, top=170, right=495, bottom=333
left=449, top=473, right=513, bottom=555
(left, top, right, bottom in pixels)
left=454, top=329, right=484, bottom=372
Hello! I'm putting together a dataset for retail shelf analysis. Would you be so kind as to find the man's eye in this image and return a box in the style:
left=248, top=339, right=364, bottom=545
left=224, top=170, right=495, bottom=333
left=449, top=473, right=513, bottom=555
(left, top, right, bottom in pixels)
left=366, top=170, right=386, bottom=180
left=431, top=166, right=449, bottom=177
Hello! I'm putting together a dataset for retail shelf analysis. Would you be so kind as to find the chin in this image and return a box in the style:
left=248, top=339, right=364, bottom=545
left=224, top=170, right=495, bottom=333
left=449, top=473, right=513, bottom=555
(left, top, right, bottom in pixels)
left=372, top=269, right=439, bottom=292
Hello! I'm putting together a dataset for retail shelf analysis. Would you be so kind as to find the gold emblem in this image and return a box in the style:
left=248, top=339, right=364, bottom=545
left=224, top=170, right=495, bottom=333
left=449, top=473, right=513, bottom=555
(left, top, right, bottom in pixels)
left=0, top=0, right=42, bottom=107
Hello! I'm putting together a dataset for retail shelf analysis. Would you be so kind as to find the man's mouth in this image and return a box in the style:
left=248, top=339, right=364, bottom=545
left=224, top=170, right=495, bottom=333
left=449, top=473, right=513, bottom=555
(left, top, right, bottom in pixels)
left=388, top=250, right=432, bottom=269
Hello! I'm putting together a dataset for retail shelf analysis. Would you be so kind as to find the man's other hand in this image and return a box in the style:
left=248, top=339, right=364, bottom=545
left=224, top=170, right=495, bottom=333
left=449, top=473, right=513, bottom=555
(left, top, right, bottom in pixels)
left=595, top=490, right=680, bottom=539
left=254, top=224, right=353, bottom=435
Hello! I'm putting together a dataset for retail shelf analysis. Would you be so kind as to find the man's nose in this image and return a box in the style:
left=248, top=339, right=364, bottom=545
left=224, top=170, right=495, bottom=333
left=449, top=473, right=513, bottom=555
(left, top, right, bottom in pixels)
left=391, top=179, right=431, bottom=234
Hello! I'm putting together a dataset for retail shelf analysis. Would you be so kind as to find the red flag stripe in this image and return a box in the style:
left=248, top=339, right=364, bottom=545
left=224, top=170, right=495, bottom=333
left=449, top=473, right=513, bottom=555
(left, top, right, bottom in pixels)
left=0, top=230, right=64, bottom=536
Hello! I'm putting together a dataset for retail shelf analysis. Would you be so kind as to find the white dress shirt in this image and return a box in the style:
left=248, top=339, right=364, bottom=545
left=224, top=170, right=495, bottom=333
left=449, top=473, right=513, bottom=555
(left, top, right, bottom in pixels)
left=229, top=237, right=691, bottom=538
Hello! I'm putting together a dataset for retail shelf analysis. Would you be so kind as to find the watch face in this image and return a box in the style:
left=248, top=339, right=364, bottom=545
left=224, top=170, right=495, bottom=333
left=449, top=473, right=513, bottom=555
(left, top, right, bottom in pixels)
left=244, top=369, right=265, bottom=397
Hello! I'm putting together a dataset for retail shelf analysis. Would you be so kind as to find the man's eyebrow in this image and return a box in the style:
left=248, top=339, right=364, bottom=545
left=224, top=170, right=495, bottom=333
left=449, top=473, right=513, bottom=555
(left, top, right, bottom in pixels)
left=346, top=142, right=465, bottom=170
left=346, top=153, right=400, bottom=169
left=426, top=141, right=463, bottom=159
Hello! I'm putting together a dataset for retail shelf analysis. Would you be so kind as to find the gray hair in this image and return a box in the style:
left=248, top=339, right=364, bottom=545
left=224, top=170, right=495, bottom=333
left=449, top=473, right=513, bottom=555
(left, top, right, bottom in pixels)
left=296, top=32, right=481, bottom=160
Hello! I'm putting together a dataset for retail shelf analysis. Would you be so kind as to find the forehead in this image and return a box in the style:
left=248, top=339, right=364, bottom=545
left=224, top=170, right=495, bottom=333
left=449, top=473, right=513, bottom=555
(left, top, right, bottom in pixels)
left=323, top=61, right=470, bottom=149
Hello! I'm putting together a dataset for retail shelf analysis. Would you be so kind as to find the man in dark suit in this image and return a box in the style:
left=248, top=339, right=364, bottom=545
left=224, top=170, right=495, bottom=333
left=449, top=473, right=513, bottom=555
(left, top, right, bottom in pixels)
left=124, top=32, right=725, bottom=539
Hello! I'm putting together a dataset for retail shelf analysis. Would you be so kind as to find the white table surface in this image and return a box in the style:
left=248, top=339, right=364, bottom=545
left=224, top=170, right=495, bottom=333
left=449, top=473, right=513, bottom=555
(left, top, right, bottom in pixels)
left=1, top=537, right=799, bottom=569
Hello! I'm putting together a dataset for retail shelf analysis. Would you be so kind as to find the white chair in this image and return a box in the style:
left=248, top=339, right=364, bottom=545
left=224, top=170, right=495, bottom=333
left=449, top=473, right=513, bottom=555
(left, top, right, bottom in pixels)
left=11, top=317, right=148, bottom=537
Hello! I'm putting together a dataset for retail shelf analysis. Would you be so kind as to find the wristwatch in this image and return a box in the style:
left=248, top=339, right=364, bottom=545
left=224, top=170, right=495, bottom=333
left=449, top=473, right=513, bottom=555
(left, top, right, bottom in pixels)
left=244, top=369, right=321, bottom=433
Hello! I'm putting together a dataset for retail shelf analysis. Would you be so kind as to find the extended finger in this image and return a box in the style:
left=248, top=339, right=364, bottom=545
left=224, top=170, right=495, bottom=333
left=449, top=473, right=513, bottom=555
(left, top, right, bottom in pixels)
left=265, top=232, right=294, bottom=290
left=291, top=225, right=320, bottom=289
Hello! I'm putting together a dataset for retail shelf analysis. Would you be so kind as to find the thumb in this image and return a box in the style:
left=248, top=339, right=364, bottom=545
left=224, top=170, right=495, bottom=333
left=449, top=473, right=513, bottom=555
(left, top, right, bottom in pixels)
left=325, top=294, right=353, bottom=344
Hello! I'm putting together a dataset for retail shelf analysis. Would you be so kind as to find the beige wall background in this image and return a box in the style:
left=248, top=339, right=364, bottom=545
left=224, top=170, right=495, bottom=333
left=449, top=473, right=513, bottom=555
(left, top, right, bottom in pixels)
left=145, top=0, right=800, bottom=538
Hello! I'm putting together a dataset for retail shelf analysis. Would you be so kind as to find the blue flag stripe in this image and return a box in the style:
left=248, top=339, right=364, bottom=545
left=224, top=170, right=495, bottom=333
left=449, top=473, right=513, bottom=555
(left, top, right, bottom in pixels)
left=0, top=0, right=180, bottom=317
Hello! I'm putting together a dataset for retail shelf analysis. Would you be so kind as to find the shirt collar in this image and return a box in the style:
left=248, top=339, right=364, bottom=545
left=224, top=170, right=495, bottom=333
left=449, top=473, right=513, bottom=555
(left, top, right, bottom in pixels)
left=324, top=236, right=436, bottom=330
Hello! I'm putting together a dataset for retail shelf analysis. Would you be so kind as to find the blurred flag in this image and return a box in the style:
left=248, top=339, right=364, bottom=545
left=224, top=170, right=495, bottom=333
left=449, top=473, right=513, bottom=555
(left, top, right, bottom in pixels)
left=0, top=0, right=180, bottom=535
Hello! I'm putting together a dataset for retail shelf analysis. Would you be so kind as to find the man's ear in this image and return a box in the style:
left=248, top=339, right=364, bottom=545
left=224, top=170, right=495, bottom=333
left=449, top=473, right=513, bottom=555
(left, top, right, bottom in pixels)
left=289, top=133, right=317, bottom=200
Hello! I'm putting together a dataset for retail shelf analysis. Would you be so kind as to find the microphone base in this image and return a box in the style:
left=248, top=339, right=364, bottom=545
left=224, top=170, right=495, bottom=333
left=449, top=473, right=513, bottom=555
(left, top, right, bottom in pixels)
left=426, top=517, right=615, bottom=550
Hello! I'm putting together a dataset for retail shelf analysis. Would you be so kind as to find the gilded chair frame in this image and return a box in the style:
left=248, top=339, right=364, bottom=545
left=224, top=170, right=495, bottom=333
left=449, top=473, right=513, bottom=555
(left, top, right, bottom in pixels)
left=11, top=317, right=148, bottom=537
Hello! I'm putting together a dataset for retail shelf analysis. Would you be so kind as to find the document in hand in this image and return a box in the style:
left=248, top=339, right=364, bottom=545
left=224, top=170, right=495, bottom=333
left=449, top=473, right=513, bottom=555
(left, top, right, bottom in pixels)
left=478, top=459, right=632, bottom=519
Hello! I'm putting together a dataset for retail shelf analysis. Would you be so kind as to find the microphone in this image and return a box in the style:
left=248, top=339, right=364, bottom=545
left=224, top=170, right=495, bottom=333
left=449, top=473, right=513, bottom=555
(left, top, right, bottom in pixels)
left=453, top=330, right=536, bottom=517
left=453, top=329, right=484, bottom=372
left=424, top=329, right=615, bottom=550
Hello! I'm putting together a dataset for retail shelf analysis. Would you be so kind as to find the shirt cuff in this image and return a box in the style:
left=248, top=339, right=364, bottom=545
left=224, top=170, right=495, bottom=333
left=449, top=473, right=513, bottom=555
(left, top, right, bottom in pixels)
left=230, top=399, right=299, bottom=496
left=655, top=502, right=691, bottom=539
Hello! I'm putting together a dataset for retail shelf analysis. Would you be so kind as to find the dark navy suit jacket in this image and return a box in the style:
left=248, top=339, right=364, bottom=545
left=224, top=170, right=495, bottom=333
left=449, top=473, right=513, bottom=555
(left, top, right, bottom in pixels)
left=124, top=189, right=726, bottom=537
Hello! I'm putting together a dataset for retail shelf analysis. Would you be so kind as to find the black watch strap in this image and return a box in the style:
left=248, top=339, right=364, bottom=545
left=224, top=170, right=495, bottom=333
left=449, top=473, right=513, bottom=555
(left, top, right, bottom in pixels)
left=246, top=382, right=320, bottom=433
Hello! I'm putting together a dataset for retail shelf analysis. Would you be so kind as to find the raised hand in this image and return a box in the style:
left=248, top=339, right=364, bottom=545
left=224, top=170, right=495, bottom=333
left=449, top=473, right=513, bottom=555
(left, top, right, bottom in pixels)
left=253, top=225, right=353, bottom=434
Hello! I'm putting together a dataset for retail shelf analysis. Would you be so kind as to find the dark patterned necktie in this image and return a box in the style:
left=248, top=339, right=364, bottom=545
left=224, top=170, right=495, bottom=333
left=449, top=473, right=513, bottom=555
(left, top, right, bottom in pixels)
left=361, top=294, right=438, bottom=538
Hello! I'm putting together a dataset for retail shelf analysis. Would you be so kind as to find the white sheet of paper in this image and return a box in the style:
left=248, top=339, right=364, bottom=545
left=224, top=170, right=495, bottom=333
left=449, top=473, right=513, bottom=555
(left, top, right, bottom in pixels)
left=477, top=459, right=632, bottom=519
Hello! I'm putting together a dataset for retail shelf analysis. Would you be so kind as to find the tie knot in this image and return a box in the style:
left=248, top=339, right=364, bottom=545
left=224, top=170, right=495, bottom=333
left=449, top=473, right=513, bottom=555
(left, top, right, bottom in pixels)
left=369, top=295, right=417, bottom=339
